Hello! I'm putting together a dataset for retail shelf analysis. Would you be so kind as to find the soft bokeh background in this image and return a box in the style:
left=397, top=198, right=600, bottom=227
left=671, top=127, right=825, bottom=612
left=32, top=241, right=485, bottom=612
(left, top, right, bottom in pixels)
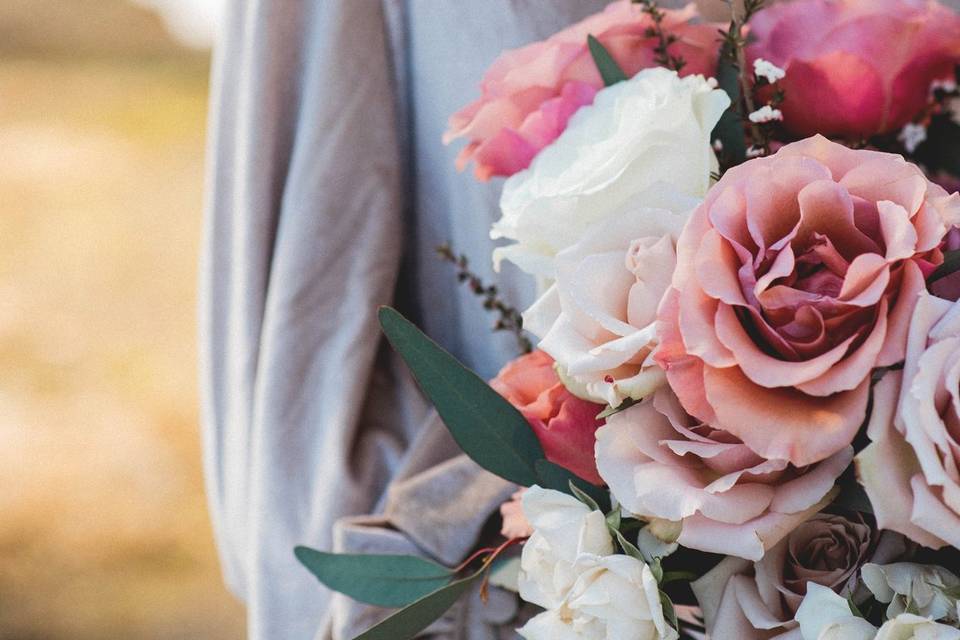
left=0, top=1, right=244, bottom=637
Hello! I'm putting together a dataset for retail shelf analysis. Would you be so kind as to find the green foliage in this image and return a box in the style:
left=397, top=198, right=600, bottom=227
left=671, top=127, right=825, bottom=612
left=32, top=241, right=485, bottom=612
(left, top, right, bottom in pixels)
left=587, top=35, right=628, bottom=86
left=353, top=573, right=483, bottom=640
left=712, top=40, right=747, bottom=169
left=378, top=307, right=545, bottom=487
left=293, top=548, right=453, bottom=608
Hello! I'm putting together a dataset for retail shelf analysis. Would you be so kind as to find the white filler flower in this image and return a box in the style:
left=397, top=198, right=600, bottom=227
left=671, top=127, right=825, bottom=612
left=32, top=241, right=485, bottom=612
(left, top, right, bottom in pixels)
left=753, top=58, right=786, bottom=83
left=749, top=105, right=784, bottom=123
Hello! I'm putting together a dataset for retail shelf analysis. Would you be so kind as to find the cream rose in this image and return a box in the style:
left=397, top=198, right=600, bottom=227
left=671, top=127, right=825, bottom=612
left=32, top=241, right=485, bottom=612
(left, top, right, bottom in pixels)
left=491, top=67, right=729, bottom=279
left=517, top=486, right=613, bottom=610
left=795, top=582, right=878, bottom=640
left=518, top=554, right=678, bottom=640
left=795, top=571, right=960, bottom=640
left=523, top=208, right=682, bottom=405
left=861, top=563, right=960, bottom=624
left=857, top=292, right=960, bottom=549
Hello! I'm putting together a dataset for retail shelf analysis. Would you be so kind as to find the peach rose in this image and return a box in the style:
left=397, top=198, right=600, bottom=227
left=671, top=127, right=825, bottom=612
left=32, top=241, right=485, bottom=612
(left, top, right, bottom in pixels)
left=747, top=0, right=960, bottom=139
left=595, top=387, right=852, bottom=561
left=858, top=291, right=960, bottom=549
left=691, top=513, right=905, bottom=638
left=657, top=135, right=958, bottom=467
left=443, top=1, right=719, bottom=180
left=490, top=350, right=604, bottom=484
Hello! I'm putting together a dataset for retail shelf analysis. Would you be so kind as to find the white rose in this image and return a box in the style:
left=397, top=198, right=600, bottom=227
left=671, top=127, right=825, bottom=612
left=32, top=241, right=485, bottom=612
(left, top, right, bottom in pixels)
left=491, top=67, right=729, bottom=279
left=517, top=486, right=613, bottom=610
left=795, top=582, right=877, bottom=640
left=523, top=207, right=681, bottom=405
left=518, top=554, right=679, bottom=640
left=862, top=563, right=960, bottom=623
left=875, top=615, right=960, bottom=640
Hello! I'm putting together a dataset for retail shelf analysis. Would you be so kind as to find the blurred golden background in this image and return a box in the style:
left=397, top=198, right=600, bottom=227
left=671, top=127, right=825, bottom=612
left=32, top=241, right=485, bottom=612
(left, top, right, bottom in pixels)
left=0, top=1, right=244, bottom=637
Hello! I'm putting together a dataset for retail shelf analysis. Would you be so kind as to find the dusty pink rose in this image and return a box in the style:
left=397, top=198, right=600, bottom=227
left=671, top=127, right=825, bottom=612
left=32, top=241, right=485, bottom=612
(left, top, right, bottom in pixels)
left=596, top=387, right=851, bottom=561
left=747, top=0, right=960, bottom=139
left=858, top=291, right=960, bottom=550
left=499, top=489, right=534, bottom=539
left=691, top=513, right=905, bottom=638
left=490, top=350, right=604, bottom=484
left=657, top=135, right=956, bottom=468
left=443, top=1, right=719, bottom=180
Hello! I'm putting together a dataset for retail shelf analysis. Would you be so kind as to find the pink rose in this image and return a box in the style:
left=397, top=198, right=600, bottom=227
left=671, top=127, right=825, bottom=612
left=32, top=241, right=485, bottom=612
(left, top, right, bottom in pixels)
left=596, top=387, right=851, bottom=560
left=657, top=135, right=957, bottom=468
left=691, top=513, right=905, bottom=638
left=443, top=1, right=720, bottom=180
left=747, top=0, right=960, bottom=139
left=490, top=350, right=605, bottom=484
left=858, top=292, right=960, bottom=549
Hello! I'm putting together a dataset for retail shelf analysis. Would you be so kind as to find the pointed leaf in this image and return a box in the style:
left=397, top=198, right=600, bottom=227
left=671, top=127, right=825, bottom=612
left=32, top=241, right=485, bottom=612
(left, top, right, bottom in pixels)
left=587, top=35, right=627, bottom=86
left=354, top=572, right=482, bottom=640
left=534, top=459, right=609, bottom=511
left=294, top=547, right=453, bottom=608
left=379, top=307, right=544, bottom=486
left=712, top=41, right=746, bottom=168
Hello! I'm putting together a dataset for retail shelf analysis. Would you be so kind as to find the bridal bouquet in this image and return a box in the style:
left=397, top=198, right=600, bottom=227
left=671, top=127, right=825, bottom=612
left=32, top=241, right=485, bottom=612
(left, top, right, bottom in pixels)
left=298, top=1, right=960, bottom=638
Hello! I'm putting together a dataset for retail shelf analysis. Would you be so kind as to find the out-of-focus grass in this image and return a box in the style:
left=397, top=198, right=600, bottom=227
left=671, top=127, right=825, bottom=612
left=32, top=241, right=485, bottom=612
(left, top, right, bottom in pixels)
left=0, top=7, right=245, bottom=639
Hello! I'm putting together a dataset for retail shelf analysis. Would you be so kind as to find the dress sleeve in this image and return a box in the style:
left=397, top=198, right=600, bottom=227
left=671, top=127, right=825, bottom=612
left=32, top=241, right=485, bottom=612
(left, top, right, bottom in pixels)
left=199, top=1, right=417, bottom=637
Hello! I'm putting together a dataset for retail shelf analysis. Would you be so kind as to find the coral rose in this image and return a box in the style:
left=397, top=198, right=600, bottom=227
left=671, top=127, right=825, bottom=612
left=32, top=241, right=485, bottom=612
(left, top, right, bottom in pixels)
left=858, top=292, right=960, bottom=549
left=657, top=135, right=957, bottom=467
left=490, top=350, right=604, bottom=484
left=444, top=1, right=719, bottom=180
left=747, top=0, right=960, bottom=139
left=596, top=387, right=852, bottom=561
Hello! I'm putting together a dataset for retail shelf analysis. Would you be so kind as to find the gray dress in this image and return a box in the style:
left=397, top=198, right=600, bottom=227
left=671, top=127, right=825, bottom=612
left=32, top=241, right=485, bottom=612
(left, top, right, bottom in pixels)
left=200, top=0, right=960, bottom=637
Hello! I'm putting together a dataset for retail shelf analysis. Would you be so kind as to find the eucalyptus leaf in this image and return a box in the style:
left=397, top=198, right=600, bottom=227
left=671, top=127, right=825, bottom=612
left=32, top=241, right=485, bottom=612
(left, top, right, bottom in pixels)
left=587, top=35, right=628, bottom=86
left=660, top=590, right=680, bottom=631
left=568, top=480, right=601, bottom=513
left=534, top=459, right=609, bottom=511
left=294, top=547, right=453, bottom=608
left=354, top=572, right=482, bottom=640
left=379, top=307, right=544, bottom=486
left=613, top=528, right=646, bottom=563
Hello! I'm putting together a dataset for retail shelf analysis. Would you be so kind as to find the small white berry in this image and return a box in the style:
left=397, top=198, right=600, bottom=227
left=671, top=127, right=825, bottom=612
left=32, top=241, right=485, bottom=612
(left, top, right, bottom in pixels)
left=931, top=77, right=958, bottom=94
left=748, top=105, right=783, bottom=123
left=746, top=145, right=765, bottom=158
left=753, top=58, right=786, bottom=84
left=899, top=122, right=927, bottom=153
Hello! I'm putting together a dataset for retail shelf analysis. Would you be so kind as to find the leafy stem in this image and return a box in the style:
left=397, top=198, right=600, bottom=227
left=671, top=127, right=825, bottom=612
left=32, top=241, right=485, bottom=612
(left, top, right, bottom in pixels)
left=436, top=244, right=532, bottom=354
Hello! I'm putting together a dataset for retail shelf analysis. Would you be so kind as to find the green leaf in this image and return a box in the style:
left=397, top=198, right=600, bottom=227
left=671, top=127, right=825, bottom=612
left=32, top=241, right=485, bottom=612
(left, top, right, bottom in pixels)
left=587, top=35, right=628, bottom=86
left=294, top=547, right=453, bottom=608
left=534, top=459, right=610, bottom=511
left=831, top=482, right=874, bottom=515
left=660, top=590, right=679, bottom=631
left=711, top=41, right=747, bottom=168
left=488, top=556, right=521, bottom=593
left=605, top=508, right=622, bottom=531
left=847, top=596, right=866, bottom=620
left=568, top=479, right=601, bottom=512
left=929, top=249, right=960, bottom=284
left=661, top=570, right=698, bottom=585
left=354, top=572, right=482, bottom=640
left=596, top=397, right=639, bottom=420
left=378, top=307, right=545, bottom=486
left=613, top=528, right=646, bottom=563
